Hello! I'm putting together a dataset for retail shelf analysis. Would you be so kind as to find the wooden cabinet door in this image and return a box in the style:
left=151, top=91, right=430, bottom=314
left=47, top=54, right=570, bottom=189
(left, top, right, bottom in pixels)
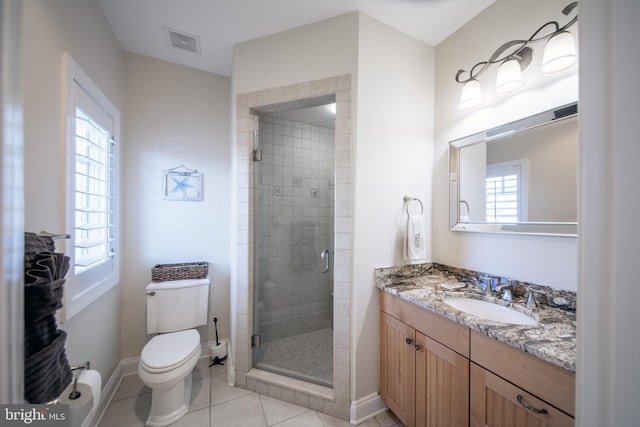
left=470, top=363, right=574, bottom=427
left=380, top=311, right=416, bottom=427
left=415, top=332, right=469, bottom=427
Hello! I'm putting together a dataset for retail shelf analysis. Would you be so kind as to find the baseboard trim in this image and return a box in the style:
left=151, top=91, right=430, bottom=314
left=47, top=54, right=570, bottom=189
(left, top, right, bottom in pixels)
left=93, top=341, right=226, bottom=425
left=119, top=356, right=139, bottom=376
left=349, top=393, right=387, bottom=425
left=91, top=362, right=122, bottom=427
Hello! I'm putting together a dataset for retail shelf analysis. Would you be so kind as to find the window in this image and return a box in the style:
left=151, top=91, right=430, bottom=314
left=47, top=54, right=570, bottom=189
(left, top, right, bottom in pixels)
left=486, top=160, right=528, bottom=223
left=62, top=52, right=119, bottom=321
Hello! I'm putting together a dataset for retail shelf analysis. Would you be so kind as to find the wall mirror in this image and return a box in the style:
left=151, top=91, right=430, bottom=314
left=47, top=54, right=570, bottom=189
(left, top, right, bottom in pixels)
left=449, top=102, right=578, bottom=236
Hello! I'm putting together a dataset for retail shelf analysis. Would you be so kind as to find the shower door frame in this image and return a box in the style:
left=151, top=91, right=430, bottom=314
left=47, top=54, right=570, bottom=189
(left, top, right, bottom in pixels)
left=234, top=75, right=353, bottom=419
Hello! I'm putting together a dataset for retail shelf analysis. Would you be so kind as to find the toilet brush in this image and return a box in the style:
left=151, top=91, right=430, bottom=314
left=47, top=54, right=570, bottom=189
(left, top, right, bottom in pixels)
left=209, top=317, right=227, bottom=366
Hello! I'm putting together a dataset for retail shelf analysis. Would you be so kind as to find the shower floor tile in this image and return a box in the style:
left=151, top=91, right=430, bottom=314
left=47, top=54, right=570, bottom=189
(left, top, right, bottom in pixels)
left=254, top=328, right=333, bottom=386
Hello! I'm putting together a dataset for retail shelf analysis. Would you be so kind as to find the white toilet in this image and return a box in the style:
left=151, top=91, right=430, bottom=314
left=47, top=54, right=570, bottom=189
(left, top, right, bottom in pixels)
left=138, top=277, right=210, bottom=426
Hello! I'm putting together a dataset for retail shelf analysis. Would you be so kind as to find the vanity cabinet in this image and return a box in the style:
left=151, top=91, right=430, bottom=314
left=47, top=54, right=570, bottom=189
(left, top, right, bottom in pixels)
left=380, top=292, right=470, bottom=427
left=380, top=311, right=416, bottom=425
left=379, top=292, right=575, bottom=427
left=470, top=331, right=575, bottom=427
left=470, top=363, right=573, bottom=427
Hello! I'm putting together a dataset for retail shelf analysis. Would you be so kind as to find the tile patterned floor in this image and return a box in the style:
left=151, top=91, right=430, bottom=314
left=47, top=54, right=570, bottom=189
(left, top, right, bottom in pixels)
left=98, top=357, right=404, bottom=427
left=255, top=328, right=333, bottom=387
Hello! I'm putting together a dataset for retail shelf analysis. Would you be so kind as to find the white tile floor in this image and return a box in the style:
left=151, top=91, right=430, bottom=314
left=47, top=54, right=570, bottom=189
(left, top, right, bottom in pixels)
left=98, top=357, right=404, bottom=427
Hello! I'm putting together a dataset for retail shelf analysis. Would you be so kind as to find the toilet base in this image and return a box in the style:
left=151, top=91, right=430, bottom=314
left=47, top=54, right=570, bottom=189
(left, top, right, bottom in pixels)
left=145, top=372, right=192, bottom=427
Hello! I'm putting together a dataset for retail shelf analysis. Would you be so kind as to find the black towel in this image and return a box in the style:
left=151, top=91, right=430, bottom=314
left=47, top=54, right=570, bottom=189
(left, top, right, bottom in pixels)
left=24, top=330, right=72, bottom=404
left=24, top=276, right=65, bottom=323
left=23, top=232, right=73, bottom=404
left=24, top=232, right=55, bottom=271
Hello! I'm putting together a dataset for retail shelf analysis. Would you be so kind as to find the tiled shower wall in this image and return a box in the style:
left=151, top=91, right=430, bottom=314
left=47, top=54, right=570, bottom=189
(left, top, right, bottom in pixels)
left=255, top=115, right=335, bottom=344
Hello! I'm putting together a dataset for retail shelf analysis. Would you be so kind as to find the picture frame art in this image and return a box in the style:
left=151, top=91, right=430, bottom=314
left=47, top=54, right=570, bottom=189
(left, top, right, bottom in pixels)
left=162, top=165, right=202, bottom=201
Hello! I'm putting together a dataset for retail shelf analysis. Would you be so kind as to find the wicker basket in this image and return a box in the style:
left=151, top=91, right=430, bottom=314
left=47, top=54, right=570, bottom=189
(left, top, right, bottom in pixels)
left=151, top=262, right=209, bottom=282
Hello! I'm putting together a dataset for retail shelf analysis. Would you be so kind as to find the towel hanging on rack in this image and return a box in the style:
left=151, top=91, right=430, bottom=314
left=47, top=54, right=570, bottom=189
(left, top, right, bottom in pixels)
left=403, top=197, right=426, bottom=263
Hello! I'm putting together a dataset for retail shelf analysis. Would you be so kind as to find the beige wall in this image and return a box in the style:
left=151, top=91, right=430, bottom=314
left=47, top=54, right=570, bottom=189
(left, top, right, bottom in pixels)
left=22, top=0, right=232, bottom=381
left=353, top=13, right=434, bottom=400
left=121, top=52, right=231, bottom=359
left=486, top=117, right=577, bottom=222
left=232, top=14, right=358, bottom=417
left=232, top=13, right=358, bottom=95
left=22, top=0, right=124, bottom=383
left=232, top=11, right=434, bottom=408
left=433, top=0, right=579, bottom=290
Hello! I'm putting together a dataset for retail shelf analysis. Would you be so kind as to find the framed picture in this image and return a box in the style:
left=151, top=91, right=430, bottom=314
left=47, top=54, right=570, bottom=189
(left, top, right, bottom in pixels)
left=163, top=167, right=202, bottom=201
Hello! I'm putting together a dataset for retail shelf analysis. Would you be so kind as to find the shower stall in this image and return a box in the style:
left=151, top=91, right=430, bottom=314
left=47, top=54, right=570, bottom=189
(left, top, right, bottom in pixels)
left=252, top=109, right=335, bottom=387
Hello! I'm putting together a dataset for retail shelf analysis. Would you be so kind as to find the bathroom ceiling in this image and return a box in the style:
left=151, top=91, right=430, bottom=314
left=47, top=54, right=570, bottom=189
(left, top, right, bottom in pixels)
left=96, top=0, right=494, bottom=77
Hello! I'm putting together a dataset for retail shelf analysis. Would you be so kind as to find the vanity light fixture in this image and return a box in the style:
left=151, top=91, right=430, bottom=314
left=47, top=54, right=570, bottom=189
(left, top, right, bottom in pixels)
left=495, top=57, right=525, bottom=94
left=458, top=79, right=483, bottom=109
left=456, top=2, right=577, bottom=110
left=541, top=30, right=577, bottom=74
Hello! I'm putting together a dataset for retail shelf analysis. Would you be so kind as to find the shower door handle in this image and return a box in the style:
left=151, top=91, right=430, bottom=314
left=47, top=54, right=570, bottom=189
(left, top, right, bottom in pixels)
left=321, top=249, right=330, bottom=273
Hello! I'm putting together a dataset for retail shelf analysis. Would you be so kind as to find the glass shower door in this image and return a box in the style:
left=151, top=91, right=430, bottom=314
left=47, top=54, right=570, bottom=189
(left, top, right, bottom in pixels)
left=252, top=112, right=335, bottom=387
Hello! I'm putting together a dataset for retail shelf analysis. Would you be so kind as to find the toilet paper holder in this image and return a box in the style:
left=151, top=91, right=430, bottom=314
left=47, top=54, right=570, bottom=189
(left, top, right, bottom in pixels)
left=209, top=318, right=227, bottom=367
left=68, top=361, right=91, bottom=400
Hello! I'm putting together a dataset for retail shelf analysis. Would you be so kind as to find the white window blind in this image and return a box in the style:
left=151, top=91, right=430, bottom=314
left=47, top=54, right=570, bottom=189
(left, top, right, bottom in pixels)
left=73, top=108, right=114, bottom=271
left=63, top=52, right=119, bottom=321
left=486, top=173, right=519, bottom=222
left=486, top=160, right=528, bottom=223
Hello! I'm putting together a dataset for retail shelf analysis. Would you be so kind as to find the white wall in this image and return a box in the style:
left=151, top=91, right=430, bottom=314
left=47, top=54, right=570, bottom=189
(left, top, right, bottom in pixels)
left=433, top=0, right=579, bottom=290
left=577, top=0, right=640, bottom=425
left=22, top=0, right=124, bottom=383
left=121, top=52, right=231, bottom=359
left=353, top=14, right=434, bottom=399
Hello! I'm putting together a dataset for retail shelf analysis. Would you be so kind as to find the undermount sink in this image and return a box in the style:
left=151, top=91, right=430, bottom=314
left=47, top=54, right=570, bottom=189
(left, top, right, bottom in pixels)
left=443, top=297, right=538, bottom=325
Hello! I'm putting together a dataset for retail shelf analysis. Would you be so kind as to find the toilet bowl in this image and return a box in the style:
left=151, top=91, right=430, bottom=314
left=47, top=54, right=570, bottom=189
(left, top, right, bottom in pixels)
left=138, top=277, right=210, bottom=426
left=138, top=329, right=201, bottom=426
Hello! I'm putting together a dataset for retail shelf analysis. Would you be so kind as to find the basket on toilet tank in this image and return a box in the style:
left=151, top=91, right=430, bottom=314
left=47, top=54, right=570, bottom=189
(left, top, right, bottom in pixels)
left=150, top=262, right=208, bottom=282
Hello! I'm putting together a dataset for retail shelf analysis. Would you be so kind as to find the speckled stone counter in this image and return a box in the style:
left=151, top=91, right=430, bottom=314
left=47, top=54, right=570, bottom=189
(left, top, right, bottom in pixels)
left=375, top=263, right=576, bottom=373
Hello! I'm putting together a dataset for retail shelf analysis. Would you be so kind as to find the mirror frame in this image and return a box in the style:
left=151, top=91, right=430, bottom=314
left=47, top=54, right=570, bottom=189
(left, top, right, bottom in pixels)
left=449, top=102, right=578, bottom=237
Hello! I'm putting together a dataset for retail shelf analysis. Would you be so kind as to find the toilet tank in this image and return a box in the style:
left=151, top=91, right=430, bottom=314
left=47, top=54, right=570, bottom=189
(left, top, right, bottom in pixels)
left=146, top=277, right=210, bottom=334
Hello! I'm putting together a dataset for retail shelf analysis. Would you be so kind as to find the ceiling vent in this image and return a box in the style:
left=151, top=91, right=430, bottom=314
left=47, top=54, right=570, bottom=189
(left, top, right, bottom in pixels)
left=164, top=27, right=200, bottom=55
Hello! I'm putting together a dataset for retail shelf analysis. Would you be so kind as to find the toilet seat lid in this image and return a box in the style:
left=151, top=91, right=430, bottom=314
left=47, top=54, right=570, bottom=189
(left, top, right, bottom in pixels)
left=141, top=329, right=200, bottom=372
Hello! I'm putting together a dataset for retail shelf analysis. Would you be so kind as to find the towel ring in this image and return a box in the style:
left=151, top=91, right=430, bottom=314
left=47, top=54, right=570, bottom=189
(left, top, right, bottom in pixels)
left=459, top=200, right=470, bottom=215
left=403, top=196, right=424, bottom=216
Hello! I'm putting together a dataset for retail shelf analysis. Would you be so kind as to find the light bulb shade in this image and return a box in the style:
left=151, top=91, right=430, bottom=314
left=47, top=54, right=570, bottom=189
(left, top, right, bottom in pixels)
left=541, top=31, right=577, bottom=74
left=496, top=58, right=524, bottom=93
left=458, top=79, right=482, bottom=110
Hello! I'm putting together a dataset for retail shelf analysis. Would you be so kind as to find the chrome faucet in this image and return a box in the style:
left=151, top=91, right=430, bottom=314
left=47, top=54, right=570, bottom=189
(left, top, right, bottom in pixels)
left=482, top=277, right=494, bottom=296
left=525, top=289, right=538, bottom=308
left=495, top=279, right=514, bottom=301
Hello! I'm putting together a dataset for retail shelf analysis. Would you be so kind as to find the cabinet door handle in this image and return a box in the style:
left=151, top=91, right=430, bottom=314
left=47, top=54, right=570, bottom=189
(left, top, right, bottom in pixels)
left=405, top=338, right=413, bottom=345
left=516, top=394, right=548, bottom=414
left=414, top=344, right=420, bottom=351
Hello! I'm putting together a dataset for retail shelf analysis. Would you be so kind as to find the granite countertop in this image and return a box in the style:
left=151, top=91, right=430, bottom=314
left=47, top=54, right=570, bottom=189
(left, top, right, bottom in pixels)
left=375, top=263, right=576, bottom=373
